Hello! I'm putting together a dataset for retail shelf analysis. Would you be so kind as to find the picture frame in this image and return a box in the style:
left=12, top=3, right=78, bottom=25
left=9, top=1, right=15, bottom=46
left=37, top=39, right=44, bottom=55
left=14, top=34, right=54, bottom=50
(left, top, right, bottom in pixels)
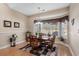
left=14, top=22, right=20, bottom=28
left=4, top=20, right=12, bottom=27
left=71, top=18, right=75, bottom=25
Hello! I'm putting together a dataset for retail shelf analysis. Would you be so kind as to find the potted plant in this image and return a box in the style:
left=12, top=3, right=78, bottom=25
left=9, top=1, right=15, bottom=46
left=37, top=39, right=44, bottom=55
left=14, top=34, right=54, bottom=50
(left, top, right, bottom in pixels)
left=26, top=31, right=31, bottom=37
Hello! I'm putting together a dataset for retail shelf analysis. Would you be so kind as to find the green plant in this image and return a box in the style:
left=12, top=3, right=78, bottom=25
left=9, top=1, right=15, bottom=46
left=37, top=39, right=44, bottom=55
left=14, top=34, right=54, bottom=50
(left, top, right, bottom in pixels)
left=26, top=31, right=31, bottom=36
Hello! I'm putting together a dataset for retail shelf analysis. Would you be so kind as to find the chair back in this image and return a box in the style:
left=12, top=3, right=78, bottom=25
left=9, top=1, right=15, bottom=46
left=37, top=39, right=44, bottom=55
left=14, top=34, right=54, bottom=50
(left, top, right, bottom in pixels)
left=51, top=35, right=56, bottom=47
left=30, top=36, right=40, bottom=48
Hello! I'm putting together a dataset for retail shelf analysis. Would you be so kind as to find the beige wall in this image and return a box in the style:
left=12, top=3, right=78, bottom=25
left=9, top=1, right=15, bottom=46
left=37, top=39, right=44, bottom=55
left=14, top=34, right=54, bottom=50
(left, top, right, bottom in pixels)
left=0, top=4, right=28, bottom=48
left=27, top=7, right=69, bottom=33
left=69, top=3, right=79, bottom=55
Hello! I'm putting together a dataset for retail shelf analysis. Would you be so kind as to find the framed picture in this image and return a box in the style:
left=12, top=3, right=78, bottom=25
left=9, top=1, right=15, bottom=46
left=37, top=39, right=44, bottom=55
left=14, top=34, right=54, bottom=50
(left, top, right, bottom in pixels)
left=4, top=20, right=11, bottom=27
left=71, top=18, right=75, bottom=25
left=14, top=22, right=20, bottom=28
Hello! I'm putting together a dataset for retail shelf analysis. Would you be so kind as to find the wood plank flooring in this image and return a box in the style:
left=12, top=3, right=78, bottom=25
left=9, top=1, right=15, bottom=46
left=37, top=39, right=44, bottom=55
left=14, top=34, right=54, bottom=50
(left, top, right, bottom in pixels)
left=0, top=40, right=72, bottom=56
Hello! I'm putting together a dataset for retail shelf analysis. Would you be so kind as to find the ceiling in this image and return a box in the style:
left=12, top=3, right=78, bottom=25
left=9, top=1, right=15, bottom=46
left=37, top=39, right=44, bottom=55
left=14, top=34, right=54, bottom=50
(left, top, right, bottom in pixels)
left=7, top=3, right=70, bottom=16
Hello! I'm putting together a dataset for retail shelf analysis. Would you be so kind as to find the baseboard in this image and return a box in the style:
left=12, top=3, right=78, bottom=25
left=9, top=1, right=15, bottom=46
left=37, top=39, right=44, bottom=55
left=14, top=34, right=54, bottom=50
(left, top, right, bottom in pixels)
left=68, top=43, right=77, bottom=56
left=0, top=44, right=10, bottom=49
left=65, top=44, right=75, bottom=56
left=0, top=40, right=25, bottom=49
left=16, top=40, right=25, bottom=45
left=56, top=42, right=75, bottom=56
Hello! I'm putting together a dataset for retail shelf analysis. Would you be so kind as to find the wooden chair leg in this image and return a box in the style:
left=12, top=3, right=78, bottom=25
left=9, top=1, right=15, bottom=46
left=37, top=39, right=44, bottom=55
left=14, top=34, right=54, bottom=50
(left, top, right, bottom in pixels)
left=19, top=44, right=30, bottom=50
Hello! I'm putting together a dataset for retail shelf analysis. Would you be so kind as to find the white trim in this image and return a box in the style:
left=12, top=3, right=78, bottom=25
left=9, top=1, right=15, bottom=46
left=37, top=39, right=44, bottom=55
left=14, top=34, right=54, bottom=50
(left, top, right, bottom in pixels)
left=16, top=40, right=25, bottom=45
left=67, top=45, right=75, bottom=56
left=0, top=40, right=25, bottom=49
left=56, top=42, right=75, bottom=56
left=0, top=44, right=10, bottom=49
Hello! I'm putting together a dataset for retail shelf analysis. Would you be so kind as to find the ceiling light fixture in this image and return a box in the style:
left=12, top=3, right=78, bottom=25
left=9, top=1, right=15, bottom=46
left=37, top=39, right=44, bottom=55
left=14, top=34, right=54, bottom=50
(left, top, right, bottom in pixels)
left=35, top=7, right=46, bottom=21
left=37, top=7, right=45, bottom=12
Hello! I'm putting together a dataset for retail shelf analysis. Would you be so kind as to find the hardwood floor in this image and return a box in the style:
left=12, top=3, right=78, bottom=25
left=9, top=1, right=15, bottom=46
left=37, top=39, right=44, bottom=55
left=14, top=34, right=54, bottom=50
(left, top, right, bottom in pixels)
left=0, top=40, right=72, bottom=56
